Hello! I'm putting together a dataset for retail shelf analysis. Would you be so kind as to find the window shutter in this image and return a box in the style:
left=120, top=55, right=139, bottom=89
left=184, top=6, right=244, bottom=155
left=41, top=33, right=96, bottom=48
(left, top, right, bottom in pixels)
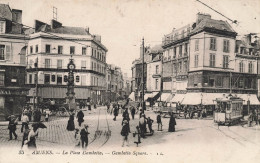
left=5, top=45, right=11, bottom=60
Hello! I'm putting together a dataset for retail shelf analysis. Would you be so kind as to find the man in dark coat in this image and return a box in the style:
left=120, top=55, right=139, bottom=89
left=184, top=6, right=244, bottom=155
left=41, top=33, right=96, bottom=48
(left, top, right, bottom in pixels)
left=157, top=112, right=162, bottom=131
left=8, top=115, right=18, bottom=140
left=80, top=125, right=90, bottom=149
left=168, top=113, right=176, bottom=132
left=147, top=117, right=154, bottom=133
left=77, top=110, right=84, bottom=127
left=131, top=106, right=136, bottom=120
left=139, top=114, right=146, bottom=138
left=113, top=106, right=118, bottom=121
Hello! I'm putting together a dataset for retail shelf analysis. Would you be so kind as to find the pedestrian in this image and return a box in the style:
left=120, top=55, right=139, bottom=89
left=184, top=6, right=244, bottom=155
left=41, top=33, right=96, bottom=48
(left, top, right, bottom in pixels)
left=168, top=113, right=176, bottom=132
left=123, top=108, right=130, bottom=119
left=133, top=126, right=141, bottom=147
left=80, top=125, right=90, bottom=149
left=147, top=117, right=154, bottom=133
left=21, top=113, right=29, bottom=133
left=106, top=102, right=110, bottom=113
left=27, top=125, right=39, bottom=149
left=113, top=106, right=118, bottom=121
left=87, top=100, right=91, bottom=111
left=67, top=114, right=75, bottom=131
left=21, top=125, right=30, bottom=149
left=157, top=112, right=163, bottom=131
left=139, top=114, right=146, bottom=138
left=45, top=112, right=49, bottom=122
left=77, top=110, right=84, bottom=127
left=122, top=113, right=131, bottom=133
left=121, top=120, right=130, bottom=147
left=74, top=128, right=80, bottom=147
left=8, top=115, right=18, bottom=141
left=131, top=106, right=136, bottom=120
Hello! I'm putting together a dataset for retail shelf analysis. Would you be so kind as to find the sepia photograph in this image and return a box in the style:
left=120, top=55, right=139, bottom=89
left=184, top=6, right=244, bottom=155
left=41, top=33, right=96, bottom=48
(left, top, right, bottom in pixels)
left=0, top=0, right=260, bottom=162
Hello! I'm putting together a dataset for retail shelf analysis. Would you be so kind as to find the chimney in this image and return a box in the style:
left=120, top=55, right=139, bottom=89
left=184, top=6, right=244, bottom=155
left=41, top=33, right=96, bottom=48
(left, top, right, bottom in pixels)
left=11, top=9, right=22, bottom=24
left=85, top=26, right=89, bottom=33
left=34, top=20, right=46, bottom=32
left=51, top=19, right=62, bottom=29
left=196, top=13, right=211, bottom=24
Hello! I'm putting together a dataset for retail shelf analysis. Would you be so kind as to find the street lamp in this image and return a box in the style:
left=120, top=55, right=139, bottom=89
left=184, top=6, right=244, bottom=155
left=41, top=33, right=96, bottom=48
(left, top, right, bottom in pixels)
left=247, top=93, right=250, bottom=115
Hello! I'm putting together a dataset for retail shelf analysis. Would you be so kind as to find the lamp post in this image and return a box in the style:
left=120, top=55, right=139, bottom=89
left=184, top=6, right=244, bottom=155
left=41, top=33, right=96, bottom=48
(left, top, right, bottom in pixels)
left=141, top=37, right=145, bottom=114
left=247, top=93, right=250, bottom=115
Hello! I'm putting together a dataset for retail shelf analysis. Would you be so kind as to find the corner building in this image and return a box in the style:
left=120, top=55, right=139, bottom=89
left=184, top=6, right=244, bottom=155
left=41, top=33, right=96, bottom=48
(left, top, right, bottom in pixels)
left=162, top=13, right=259, bottom=114
left=0, top=4, right=29, bottom=120
left=26, top=20, right=107, bottom=105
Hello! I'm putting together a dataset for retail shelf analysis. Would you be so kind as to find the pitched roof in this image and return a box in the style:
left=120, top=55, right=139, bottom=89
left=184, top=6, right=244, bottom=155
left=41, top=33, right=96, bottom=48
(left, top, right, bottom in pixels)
left=48, top=26, right=89, bottom=35
left=191, top=18, right=236, bottom=35
left=0, top=4, right=12, bottom=20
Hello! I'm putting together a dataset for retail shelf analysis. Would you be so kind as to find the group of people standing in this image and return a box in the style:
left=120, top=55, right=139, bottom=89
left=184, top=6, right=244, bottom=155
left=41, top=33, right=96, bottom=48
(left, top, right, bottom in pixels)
left=120, top=103, right=177, bottom=147
left=66, top=110, right=90, bottom=149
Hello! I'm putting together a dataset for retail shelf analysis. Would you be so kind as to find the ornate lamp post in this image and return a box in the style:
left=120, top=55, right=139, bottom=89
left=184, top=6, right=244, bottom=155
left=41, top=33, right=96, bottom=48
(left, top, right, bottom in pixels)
left=66, top=58, right=76, bottom=110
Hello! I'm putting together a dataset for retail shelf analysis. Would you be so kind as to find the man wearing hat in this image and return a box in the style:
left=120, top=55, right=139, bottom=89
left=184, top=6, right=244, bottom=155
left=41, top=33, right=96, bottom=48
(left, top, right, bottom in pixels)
left=80, top=124, right=90, bottom=149
left=121, top=120, right=130, bottom=147
left=8, top=115, right=18, bottom=140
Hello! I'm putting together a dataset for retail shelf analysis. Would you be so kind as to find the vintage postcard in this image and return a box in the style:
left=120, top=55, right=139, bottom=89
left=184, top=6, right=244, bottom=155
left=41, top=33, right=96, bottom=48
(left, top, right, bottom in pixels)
left=0, top=0, right=260, bottom=163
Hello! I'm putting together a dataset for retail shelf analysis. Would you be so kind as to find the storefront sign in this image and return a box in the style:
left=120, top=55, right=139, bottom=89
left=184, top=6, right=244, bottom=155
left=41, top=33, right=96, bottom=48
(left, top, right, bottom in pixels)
left=0, top=90, right=28, bottom=95
left=176, top=75, right=188, bottom=81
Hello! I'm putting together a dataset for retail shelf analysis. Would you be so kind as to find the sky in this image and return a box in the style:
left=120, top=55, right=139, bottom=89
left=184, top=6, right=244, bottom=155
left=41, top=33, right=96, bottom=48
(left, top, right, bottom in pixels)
left=2, top=0, right=260, bottom=76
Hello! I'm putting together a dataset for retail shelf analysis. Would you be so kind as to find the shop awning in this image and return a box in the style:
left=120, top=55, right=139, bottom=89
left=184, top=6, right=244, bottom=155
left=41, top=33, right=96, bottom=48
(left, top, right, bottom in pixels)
left=144, top=92, right=159, bottom=101
left=158, top=93, right=173, bottom=102
left=181, top=93, right=201, bottom=105
left=171, top=94, right=186, bottom=103
left=235, top=94, right=260, bottom=105
left=181, top=93, right=227, bottom=105
left=128, top=92, right=135, bottom=101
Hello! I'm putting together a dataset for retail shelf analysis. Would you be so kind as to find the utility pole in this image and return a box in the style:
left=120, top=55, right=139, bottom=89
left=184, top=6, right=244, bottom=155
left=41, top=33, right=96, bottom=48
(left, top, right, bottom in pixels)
left=142, top=37, right=145, bottom=114
left=32, top=57, right=38, bottom=122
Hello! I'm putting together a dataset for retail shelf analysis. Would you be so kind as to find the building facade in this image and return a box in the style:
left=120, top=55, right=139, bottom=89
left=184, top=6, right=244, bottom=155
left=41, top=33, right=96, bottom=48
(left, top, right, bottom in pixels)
left=162, top=13, right=259, bottom=111
left=146, top=45, right=163, bottom=98
left=162, top=24, right=190, bottom=95
left=0, top=4, right=29, bottom=119
left=105, top=64, right=125, bottom=102
left=26, top=19, right=107, bottom=105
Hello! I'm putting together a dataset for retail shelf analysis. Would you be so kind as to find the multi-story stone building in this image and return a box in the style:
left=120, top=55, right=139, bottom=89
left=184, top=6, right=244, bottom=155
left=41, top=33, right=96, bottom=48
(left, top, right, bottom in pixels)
left=0, top=4, right=29, bottom=120
left=105, top=64, right=125, bottom=102
left=162, top=13, right=260, bottom=113
left=162, top=24, right=191, bottom=103
left=146, top=45, right=164, bottom=103
left=131, top=46, right=150, bottom=102
left=26, top=19, right=107, bottom=105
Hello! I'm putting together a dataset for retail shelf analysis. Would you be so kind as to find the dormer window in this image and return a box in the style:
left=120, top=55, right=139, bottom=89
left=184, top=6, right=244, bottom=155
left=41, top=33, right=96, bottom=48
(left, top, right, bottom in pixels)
left=0, top=21, right=5, bottom=34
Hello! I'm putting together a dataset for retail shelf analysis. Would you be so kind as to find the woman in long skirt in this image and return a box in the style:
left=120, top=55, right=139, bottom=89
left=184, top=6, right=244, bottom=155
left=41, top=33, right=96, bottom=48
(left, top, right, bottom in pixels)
left=67, top=114, right=75, bottom=131
left=168, top=114, right=176, bottom=132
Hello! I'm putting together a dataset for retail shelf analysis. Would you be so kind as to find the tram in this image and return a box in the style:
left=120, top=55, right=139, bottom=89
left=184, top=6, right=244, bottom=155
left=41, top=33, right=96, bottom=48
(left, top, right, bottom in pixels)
left=214, top=95, right=244, bottom=125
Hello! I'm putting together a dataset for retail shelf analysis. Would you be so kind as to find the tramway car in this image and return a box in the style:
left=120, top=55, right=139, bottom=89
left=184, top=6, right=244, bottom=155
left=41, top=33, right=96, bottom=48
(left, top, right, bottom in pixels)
left=214, top=96, right=243, bottom=125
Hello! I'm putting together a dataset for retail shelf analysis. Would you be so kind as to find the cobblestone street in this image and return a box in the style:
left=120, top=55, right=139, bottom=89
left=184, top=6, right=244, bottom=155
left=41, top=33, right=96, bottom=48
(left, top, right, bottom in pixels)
left=1, top=106, right=260, bottom=163
left=1, top=106, right=260, bottom=151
